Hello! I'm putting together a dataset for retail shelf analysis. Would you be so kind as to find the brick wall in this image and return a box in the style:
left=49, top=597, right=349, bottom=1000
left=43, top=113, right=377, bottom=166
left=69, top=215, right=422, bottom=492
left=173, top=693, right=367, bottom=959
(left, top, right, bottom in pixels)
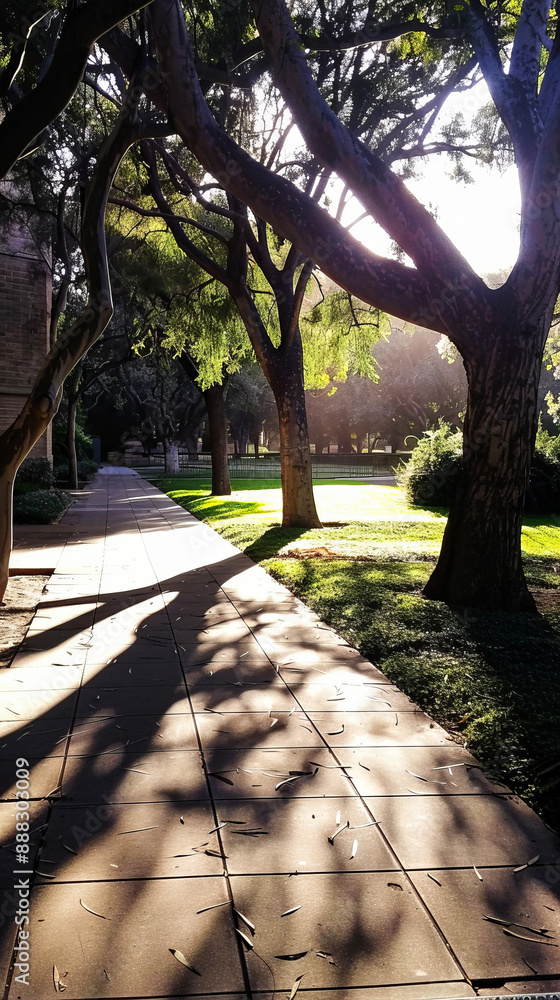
left=0, top=216, right=52, bottom=459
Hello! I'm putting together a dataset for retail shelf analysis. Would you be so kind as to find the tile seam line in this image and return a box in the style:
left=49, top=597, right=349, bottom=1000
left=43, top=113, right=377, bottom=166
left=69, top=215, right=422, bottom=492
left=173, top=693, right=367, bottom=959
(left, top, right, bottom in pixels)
left=124, top=475, right=255, bottom=999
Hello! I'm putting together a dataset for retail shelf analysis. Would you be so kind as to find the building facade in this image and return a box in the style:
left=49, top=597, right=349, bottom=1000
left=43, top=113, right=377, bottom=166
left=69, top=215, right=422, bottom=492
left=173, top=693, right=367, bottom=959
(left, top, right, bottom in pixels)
left=0, top=211, right=52, bottom=459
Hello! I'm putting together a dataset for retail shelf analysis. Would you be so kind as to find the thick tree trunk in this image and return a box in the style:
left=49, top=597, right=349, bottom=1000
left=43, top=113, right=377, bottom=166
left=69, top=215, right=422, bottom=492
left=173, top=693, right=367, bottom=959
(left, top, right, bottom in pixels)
left=204, top=383, right=231, bottom=496
left=67, top=395, right=79, bottom=490
left=267, top=342, right=321, bottom=528
left=164, top=440, right=180, bottom=475
left=337, top=426, right=352, bottom=453
left=232, top=292, right=321, bottom=528
left=424, top=329, right=544, bottom=612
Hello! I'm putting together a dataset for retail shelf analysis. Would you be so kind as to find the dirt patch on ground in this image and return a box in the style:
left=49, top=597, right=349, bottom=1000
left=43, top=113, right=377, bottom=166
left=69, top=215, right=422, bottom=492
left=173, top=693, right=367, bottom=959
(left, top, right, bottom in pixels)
left=0, top=576, right=48, bottom=668
left=531, top=588, right=560, bottom=613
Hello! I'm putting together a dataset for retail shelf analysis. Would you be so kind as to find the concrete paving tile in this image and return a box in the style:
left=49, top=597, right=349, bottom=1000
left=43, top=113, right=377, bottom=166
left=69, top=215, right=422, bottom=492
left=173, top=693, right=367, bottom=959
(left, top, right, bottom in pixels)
left=0, top=720, right=71, bottom=760
left=0, top=689, right=79, bottom=722
left=334, top=746, right=501, bottom=797
left=0, top=801, right=48, bottom=886
left=286, top=683, right=419, bottom=713
left=83, top=648, right=180, bottom=667
left=6, top=876, right=245, bottom=998
left=82, top=659, right=185, bottom=687
left=184, top=663, right=282, bottom=689
left=8, top=647, right=89, bottom=670
left=280, top=663, right=391, bottom=685
left=178, top=644, right=271, bottom=666
left=195, top=711, right=325, bottom=750
left=242, top=609, right=323, bottom=626
left=85, top=635, right=178, bottom=659
left=172, top=611, right=244, bottom=629
left=408, top=867, right=560, bottom=980
left=216, top=796, right=398, bottom=874
left=64, top=712, right=198, bottom=755
left=189, top=684, right=300, bottom=713
left=273, top=646, right=387, bottom=674
left=307, top=711, right=450, bottom=747
left=0, top=756, right=63, bottom=801
left=277, top=988, right=476, bottom=999
left=270, top=641, right=357, bottom=661
left=230, top=871, right=461, bottom=989
left=367, top=794, right=560, bottom=869
left=29, top=604, right=97, bottom=628
left=253, top=626, right=345, bottom=646
left=75, top=684, right=190, bottom=718
left=478, top=981, right=560, bottom=994
left=202, top=748, right=356, bottom=798
left=19, top=628, right=92, bottom=652
left=0, top=663, right=83, bottom=692
left=61, top=749, right=208, bottom=803
left=37, top=800, right=223, bottom=881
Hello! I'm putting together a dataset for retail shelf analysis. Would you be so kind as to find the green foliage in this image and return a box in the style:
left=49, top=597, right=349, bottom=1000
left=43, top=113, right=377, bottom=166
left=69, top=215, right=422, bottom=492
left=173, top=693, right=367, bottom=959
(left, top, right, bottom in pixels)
left=14, top=458, right=55, bottom=495
left=13, top=488, right=72, bottom=524
left=399, top=423, right=560, bottom=511
left=396, top=423, right=462, bottom=506
left=52, top=403, right=93, bottom=465
left=525, top=450, right=560, bottom=513
left=301, top=290, right=387, bottom=389
left=536, top=425, right=560, bottom=461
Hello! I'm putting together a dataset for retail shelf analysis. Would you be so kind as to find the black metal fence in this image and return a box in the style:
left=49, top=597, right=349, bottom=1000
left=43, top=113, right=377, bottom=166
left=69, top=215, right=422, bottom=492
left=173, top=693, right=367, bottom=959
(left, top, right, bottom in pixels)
left=125, top=451, right=411, bottom=479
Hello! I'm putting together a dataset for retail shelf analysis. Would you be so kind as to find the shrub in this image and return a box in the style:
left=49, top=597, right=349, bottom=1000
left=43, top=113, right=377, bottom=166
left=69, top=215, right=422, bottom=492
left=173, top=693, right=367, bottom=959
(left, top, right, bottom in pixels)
left=13, top=489, right=73, bottom=524
left=14, top=458, right=55, bottom=495
left=399, top=423, right=560, bottom=512
left=397, top=423, right=462, bottom=507
left=77, top=458, right=98, bottom=481
left=525, top=449, right=560, bottom=512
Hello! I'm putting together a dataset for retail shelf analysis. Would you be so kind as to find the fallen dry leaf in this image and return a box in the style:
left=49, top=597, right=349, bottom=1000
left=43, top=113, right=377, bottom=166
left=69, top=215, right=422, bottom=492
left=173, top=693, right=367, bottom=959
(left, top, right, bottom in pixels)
left=169, top=948, right=202, bottom=974
left=79, top=899, right=109, bottom=920
left=289, top=974, right=305, bottom=1000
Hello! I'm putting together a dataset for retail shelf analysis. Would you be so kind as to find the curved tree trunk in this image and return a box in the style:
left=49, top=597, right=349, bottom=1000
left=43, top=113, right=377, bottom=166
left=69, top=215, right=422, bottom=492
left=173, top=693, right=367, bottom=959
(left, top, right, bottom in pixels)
left=0, top=94, right=145, bottom=601
left=424, top=327, right=544, bottom=612
left=204, top=383, right=231, bottom=496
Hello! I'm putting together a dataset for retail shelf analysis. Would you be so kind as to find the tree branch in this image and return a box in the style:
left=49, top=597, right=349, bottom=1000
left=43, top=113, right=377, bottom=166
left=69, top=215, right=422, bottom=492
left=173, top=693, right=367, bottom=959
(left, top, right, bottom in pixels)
left=148, top=0, right=452, bottom=339
left=250, top=0, right=488, bottom=310
left=0, top=0, right=154, bottom=179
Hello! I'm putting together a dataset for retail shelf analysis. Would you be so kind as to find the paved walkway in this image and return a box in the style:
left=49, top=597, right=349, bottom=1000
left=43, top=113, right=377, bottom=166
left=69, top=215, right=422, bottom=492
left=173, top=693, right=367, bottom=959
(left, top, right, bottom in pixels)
left=1, top=469, right=560, bottom=999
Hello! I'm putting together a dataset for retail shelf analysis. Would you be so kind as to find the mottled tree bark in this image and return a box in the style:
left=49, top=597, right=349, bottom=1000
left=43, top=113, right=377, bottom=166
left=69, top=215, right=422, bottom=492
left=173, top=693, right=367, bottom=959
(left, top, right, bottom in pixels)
left=164, top=440, right=180, bottom=474
left=424, top=323, right=546, bottom=611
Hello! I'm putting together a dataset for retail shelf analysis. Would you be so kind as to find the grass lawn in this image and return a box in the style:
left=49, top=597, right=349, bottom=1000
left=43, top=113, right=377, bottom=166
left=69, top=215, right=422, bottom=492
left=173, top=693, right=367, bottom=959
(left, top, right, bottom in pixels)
left=155, top=476, right=560, bottom=828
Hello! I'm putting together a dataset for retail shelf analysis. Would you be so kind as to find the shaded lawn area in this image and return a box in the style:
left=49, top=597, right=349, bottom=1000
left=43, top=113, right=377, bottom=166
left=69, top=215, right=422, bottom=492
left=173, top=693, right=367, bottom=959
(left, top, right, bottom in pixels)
left=155, top=477, right=560, bottom=829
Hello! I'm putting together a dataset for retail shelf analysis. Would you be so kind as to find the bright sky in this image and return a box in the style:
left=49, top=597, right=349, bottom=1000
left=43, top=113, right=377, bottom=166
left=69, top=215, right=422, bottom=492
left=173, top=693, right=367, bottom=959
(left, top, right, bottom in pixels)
left=348, top=157, right=521, bottom=281
left=347, top=80, right=522, bottom=279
